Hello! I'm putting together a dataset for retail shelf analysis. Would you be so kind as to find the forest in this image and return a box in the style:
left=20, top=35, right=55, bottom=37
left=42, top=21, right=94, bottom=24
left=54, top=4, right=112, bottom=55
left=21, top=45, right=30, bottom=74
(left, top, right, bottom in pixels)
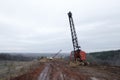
left=88, top=50, right=120, bottom=66
left=0, top=53, right=34, bottom=61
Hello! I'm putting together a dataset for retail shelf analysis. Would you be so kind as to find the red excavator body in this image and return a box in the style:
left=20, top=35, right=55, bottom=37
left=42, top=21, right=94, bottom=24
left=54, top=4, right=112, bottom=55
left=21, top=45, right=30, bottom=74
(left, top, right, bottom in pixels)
left=70, top=50, right=86, bottom=61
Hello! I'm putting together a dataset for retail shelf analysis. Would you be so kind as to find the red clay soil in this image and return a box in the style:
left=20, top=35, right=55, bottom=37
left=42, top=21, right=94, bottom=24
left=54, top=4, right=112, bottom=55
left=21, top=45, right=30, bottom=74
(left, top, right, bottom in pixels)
left=10, top=63, right=45, bottom=80
left=47, top=60, right=89, bottom=80
left=10, top=60, right=90, bottom=80
left=10, top=60, right=120, bottom=80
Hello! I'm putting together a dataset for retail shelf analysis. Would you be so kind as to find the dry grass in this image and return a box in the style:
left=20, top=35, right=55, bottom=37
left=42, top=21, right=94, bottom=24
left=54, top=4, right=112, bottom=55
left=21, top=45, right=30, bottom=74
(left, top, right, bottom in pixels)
left=0, top=60, right=40, bottom=80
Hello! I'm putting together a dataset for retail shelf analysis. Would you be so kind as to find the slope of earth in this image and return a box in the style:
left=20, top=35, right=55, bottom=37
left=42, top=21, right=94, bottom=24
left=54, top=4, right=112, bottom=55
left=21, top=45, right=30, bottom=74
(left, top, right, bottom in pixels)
left=11, top=60, right=120, bottom=80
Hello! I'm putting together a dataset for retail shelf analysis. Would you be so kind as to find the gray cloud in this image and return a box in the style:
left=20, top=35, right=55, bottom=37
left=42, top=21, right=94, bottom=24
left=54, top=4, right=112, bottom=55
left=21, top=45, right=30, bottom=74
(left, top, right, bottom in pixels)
left=0, top=0, right=120, bottom=53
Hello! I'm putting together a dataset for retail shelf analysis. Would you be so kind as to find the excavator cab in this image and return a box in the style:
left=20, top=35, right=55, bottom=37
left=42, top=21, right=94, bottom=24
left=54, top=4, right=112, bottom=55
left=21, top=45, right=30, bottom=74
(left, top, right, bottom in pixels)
left=70, top=50, right=86, bottom=61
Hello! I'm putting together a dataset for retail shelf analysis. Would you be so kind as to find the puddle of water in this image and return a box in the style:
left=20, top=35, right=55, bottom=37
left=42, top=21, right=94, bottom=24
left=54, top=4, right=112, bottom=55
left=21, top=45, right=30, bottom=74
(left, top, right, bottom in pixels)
left=90, top=77, right=99, bottom=80
left=38, top=64, right=50, bottom=80
left=59, top=72, right=64, bottom=80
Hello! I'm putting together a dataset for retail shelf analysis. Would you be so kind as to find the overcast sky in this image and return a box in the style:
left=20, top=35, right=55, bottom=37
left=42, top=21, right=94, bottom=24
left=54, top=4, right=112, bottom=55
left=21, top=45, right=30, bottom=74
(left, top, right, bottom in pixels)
left=0, top=0, right=120, bottom=53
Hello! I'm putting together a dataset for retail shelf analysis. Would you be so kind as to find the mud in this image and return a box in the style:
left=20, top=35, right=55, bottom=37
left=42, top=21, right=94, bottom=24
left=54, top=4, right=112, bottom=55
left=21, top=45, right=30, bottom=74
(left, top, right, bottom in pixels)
left=38, top=63, right=50, bottom=80
left=10, top=63, right=45, bottom=80
left=11, top=60, right=120, bottom=80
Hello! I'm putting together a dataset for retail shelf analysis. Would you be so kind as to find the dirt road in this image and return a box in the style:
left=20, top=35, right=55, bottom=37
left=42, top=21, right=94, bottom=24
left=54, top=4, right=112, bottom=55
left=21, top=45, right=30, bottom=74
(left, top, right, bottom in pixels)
left=38, top=61, right=88, bottom=80
left=10, top=60, right=120, bottom=80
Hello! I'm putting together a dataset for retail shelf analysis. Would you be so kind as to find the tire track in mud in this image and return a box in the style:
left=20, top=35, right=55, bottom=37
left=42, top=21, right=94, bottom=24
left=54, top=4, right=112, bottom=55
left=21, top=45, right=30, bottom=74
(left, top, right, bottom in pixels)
left=38, top=63, right=50, bottom=80
left=38, top=61, right=89, bottom=80
left=37, top=62, right=64, bottom=80
left=49, top=61, right=65, bottom=80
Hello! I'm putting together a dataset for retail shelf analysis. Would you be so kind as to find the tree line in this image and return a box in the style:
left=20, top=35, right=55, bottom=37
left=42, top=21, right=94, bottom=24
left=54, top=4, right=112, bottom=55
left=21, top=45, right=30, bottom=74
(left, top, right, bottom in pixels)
left=0, top=53, right=34, bottom=61
left=87, top=50, right=120, bottom=66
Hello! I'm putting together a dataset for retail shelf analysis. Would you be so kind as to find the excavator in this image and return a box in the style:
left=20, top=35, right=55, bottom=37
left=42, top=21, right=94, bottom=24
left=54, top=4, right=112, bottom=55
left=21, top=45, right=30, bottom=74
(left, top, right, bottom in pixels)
left=48, top=50, right=62, bottom=60
left=52, top=50, right=62, bottom=58
left=40, top=50, right=62, bottom=62
left=68, top=11, right=88, bottom=65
